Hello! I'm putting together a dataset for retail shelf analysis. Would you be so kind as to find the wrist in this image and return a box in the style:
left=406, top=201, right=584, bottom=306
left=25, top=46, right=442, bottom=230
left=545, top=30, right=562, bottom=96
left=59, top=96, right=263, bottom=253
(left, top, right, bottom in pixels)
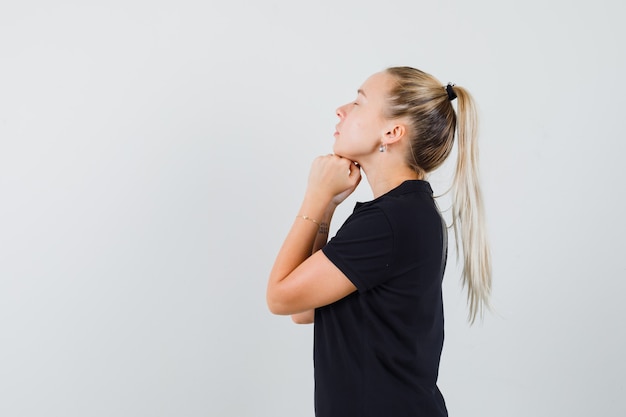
left=295, top=215, right=330, bottom=234
left=301, top=192, right=333, bottom=215
left=322, top=201, right=338, bottom=220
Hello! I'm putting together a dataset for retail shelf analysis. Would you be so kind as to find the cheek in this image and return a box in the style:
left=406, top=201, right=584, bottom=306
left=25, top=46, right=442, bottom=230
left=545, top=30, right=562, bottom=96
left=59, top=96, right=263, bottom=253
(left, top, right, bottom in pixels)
left=351, top=119, right=379, bottom=142
left=344, top=118, right=368, bottom=138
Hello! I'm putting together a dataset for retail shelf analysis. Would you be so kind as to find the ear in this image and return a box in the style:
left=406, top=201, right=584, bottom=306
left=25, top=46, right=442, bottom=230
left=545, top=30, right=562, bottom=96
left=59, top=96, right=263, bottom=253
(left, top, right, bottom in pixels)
left=382, top=123, right=407, bottom=145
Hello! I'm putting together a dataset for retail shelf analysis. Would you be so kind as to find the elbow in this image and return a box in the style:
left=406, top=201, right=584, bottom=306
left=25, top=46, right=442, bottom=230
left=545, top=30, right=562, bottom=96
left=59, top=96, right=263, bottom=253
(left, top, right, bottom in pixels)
left=267, top=279, right=309, bottom=316
left=267, top=285, right=308, bottom=316
left=267, top=300, right=285, bottom=315
left=267, top=302, right=292, bottom=316
left=266, top=289, right=291, bottom=316
left=268, top=293, right=314, bottom=323
left=291, top=310, right=315, bottom=324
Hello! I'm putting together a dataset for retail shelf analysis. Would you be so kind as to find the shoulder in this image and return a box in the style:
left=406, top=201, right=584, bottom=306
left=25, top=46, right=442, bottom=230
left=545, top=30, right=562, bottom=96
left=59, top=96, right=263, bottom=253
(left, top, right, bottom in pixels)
left=322, top=204, right=395, bottom=291
left=377, top=186, right=442, bottom=228
left=341, top=203, right=392, bottom=235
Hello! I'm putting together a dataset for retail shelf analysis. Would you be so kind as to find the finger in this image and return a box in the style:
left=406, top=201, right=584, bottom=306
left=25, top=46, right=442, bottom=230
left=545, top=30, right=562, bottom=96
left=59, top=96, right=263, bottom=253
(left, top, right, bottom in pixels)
left=348, top=161, right=360, bottom=175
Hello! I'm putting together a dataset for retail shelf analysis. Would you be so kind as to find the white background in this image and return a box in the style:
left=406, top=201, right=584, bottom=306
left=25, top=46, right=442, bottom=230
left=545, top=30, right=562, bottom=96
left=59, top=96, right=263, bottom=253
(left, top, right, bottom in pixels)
left=1, top=1, right=625, bottom=416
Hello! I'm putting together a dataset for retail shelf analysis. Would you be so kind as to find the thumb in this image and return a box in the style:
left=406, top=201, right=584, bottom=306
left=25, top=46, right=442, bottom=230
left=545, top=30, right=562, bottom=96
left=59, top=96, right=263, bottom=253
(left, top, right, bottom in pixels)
left=348, top=162, right=361, bottom=183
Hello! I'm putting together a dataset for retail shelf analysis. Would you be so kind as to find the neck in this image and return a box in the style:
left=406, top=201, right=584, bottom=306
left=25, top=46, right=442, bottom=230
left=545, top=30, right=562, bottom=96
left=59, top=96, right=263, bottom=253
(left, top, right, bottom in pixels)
left=362, top=163, right=422, bottom=199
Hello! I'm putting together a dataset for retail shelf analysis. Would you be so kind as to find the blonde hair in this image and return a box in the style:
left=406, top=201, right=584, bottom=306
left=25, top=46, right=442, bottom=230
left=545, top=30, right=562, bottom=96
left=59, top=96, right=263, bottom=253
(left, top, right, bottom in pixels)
left=385, top=66, right=492, bottom=324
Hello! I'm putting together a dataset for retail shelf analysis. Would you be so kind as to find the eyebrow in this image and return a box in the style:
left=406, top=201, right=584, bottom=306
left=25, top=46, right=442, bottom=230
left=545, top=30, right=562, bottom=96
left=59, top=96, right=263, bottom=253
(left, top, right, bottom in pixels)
left=357, top=89, right=367, bottom=98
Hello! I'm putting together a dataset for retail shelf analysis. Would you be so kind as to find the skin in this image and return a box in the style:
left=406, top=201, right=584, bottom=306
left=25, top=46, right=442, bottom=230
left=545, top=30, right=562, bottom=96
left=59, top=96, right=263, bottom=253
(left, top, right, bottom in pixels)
left=266, top=71, right=421, bottom=323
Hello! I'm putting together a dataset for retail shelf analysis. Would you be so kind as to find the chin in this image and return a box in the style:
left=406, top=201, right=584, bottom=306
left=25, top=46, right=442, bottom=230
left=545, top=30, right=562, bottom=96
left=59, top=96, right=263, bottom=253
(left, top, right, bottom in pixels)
left=333, top=149, right=349, bottom=159
left=332, top=141, right=346, bottom=156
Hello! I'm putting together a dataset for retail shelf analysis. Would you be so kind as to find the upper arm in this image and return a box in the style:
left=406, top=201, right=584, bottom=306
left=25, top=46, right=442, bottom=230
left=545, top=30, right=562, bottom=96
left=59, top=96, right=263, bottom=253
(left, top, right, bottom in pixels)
left=268, top=250, right=357, bottom=316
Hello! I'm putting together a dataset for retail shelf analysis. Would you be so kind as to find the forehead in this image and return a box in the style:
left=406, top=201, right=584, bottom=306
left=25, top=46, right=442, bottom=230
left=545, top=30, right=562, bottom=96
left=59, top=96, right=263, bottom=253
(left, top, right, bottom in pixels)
left=359, top=71, right=394, bottom=99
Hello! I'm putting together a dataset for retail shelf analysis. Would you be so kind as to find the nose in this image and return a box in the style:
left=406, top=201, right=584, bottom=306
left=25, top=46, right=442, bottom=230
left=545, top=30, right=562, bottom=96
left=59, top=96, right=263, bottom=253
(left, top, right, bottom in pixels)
left=336, top=104, right=346, bottom=119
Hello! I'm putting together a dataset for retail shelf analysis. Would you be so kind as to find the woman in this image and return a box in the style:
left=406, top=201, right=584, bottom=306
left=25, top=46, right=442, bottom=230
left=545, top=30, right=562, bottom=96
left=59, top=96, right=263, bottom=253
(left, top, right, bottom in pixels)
left=266, top=66, right=491, bottom=417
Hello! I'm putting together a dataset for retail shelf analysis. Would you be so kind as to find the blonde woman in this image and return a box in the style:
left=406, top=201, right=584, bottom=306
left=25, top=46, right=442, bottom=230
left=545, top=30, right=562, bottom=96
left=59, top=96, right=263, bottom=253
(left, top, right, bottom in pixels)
left=267, top=66, right=491, bottom=417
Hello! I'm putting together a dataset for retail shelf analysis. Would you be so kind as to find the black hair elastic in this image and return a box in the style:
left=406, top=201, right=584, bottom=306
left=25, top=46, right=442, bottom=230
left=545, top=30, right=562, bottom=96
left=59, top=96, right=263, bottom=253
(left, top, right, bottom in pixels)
left=446, top=83, right=457, bottom=101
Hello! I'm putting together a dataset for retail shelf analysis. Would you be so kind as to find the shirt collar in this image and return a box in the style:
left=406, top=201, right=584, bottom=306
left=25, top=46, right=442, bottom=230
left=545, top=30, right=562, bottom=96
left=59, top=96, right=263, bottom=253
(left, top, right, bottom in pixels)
left=356, top=180, right=433, bottom=208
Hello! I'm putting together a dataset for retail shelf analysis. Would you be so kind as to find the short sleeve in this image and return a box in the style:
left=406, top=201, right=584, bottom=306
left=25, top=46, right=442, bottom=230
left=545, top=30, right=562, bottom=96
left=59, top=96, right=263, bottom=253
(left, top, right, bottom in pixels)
left=322, top=205, right=394, bottom=292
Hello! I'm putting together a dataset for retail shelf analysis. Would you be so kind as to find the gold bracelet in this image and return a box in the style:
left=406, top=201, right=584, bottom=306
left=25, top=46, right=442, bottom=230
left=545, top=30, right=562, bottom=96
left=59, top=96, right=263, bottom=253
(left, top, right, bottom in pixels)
left=296, top=215, right=321, bottom=227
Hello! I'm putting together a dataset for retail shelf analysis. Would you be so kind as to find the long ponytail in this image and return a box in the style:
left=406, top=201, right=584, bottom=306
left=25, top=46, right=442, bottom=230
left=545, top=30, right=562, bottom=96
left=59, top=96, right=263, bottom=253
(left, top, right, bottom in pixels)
left=451, top=86, right=491, bottom=324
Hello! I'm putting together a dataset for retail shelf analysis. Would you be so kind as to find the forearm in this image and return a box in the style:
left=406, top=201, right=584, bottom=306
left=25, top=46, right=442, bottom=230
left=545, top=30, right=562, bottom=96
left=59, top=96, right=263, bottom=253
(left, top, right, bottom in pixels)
left=311, top=203, right=336, bottom=254
left=267, top=195, right=334, bottom=313
left=290, top=204, right=337, bottom=324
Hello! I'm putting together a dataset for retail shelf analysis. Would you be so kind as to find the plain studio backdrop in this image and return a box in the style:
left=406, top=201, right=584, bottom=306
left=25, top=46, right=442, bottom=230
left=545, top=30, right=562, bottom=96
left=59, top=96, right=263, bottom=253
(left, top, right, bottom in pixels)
left=1, top=1, right=624, bottom=416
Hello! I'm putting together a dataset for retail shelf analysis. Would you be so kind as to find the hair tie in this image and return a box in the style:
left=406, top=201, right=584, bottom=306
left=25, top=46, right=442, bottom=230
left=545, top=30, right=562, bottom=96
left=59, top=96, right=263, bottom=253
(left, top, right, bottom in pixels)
left=446, top=83, right=457, bottom=101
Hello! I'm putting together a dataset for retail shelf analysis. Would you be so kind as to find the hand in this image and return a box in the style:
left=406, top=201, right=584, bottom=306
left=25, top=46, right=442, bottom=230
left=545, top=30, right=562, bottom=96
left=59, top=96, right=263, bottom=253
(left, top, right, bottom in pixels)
left=306, top=155, right=361, bottom=206
left=331, top=163, right=361, bottom=206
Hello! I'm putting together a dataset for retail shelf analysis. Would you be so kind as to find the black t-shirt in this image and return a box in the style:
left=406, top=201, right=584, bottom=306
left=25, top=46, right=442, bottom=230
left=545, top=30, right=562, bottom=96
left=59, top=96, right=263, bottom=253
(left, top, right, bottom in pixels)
left=317, top=180, right=448, bottom=417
